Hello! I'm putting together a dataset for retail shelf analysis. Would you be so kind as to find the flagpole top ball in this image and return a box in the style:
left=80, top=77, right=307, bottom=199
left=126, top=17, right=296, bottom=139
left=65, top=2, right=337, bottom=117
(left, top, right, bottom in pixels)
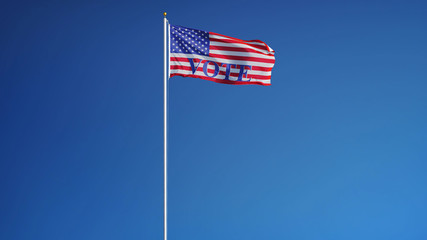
left=163, top=12, right=167, bottom=17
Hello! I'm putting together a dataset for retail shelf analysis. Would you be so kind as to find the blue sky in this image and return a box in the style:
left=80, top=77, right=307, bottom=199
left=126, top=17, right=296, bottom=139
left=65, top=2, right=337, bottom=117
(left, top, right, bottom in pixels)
left=1, top=1, right=426, bottom=239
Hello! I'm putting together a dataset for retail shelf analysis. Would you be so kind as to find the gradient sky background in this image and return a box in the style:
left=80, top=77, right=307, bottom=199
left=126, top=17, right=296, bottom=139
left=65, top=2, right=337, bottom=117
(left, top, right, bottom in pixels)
left=1, top=1, right=426, bottom=239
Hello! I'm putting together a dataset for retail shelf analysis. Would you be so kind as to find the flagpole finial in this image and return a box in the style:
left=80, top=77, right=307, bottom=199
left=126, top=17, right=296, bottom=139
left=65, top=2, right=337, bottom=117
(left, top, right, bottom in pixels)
left=163, top=12, right=167, bottom=17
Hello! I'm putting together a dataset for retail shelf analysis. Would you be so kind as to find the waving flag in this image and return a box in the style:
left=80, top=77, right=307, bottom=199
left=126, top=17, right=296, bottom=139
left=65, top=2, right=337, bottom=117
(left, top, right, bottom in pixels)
left=169, top=24, right=275, bottom=86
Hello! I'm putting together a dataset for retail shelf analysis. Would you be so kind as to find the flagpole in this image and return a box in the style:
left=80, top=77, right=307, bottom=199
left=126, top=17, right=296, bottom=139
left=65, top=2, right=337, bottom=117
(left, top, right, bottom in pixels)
left=163, top=12, right=168, bottom=240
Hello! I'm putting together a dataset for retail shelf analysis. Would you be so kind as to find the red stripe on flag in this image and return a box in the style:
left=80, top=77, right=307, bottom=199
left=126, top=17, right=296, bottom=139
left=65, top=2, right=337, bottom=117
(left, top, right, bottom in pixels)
left=210, top=32, right=271, bottom=48
left=252, top=66, right=273, bottom=72
left=170, top=73, right=271, bottom=86
left=210, top=45, right=274, bottom=56
left=170, top=65, right=271, bottom=80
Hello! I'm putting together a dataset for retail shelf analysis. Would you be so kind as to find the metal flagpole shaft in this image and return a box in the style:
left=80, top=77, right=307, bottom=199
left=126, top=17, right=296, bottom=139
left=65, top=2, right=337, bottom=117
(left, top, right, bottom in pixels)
left=163, top=12, right=168, bottom=240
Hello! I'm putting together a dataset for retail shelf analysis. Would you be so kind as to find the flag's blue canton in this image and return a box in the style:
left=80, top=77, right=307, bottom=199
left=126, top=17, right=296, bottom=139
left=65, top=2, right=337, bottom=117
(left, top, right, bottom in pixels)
left=170, top=25, right=209, bottom=56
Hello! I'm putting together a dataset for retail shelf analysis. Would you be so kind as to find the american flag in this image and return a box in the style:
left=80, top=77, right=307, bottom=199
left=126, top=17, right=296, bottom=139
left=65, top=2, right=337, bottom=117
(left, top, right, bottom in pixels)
left=169, top=24, right=275, bottom=86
